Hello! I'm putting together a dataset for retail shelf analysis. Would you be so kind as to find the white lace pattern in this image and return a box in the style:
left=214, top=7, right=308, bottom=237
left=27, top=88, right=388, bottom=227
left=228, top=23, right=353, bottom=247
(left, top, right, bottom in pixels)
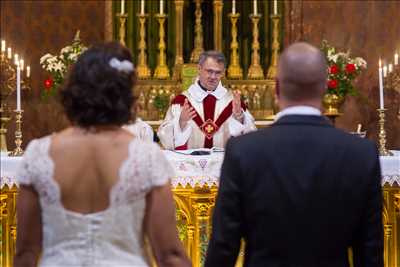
left=16, top=136, right=173, bottom=267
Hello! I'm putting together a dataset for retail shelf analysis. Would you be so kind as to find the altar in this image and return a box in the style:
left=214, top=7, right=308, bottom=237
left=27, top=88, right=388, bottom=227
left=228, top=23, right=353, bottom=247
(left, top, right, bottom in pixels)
left=1, top=151, right=400, bottom=267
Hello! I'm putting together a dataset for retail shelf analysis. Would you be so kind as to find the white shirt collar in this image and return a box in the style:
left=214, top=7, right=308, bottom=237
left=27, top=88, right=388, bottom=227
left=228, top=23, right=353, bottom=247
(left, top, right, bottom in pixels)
left=188, top=78, right=227, bottom=102
left=275, top=105, right=322, bottom=121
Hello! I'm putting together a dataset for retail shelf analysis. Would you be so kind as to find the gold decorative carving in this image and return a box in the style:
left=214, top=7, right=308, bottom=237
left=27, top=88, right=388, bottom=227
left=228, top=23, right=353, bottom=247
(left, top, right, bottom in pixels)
left=247, top=14, right=264, bottom=80
left=227, top=13, right=243, bottom=79
left=154, top=14, right=170, bottom=79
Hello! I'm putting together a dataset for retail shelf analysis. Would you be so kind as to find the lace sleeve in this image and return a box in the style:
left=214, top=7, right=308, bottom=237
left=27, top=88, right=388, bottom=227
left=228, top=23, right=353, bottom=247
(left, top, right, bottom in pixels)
left=16, top=139, right=38, bottom=186
left=148, top=143, right=175, bottom=187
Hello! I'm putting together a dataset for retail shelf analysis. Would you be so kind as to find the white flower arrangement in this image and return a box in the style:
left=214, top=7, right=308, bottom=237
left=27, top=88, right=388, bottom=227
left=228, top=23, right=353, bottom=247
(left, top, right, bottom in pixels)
left=40, top=31, right=87, bottom=97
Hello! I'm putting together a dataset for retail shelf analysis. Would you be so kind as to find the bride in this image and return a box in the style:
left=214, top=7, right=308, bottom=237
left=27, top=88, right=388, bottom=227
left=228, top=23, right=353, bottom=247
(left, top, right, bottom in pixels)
left=14, top=42, right=191, bottom=267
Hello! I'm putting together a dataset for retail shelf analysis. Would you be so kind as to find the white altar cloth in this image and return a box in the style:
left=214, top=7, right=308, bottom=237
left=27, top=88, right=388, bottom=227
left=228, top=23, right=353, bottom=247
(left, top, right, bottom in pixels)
left=1, top=150, right=399, bottom=188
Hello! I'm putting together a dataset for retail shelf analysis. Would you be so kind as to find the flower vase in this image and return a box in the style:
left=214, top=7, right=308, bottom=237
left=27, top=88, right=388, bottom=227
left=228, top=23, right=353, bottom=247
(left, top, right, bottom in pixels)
left=322, top=93, right=345, bottom=116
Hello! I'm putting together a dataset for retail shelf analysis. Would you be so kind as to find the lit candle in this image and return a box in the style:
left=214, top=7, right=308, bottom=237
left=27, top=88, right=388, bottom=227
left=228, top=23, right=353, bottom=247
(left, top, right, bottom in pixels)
left=378, top=60, right=384, bottom=109
left=383, top=65, right=387, bottom=77
left=388, top=63, right=393, bottom=73
left=160, top=0, right=164, bottom=15
left=232, top=0, right=236, bottom=14
left=1, top=40, right=5, bottom=52
left=16, top=65, right=21, bottom=111
left=26, top=66, right=30, bottom=78
left=253, top=0, right=257, bottom=15
left=14, top=54, right=19, bottom=65
left=7, top=48, right=11, bottom=59
left=140, top=0, right=145, bottom=15
left=121, top=0, right=125, bottom=14
left=395, top=53, right=399, bottom=65
left=19, top=59, right=24, bottom=71
left=274, top=0, right=278, bottom=15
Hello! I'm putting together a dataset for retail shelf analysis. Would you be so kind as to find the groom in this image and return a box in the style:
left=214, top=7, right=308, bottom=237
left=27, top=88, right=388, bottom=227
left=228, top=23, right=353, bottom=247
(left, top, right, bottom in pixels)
left=205, top=42, right=383, bottom=267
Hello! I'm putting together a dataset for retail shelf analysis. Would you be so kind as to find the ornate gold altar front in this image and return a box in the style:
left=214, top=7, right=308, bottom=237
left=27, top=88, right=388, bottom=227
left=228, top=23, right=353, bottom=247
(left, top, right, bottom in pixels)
left=1, top=182, right=400, bottom=267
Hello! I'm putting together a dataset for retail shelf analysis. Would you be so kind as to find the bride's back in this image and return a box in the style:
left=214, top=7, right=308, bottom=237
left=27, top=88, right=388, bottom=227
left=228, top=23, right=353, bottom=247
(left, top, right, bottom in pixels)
left=15, top=42, right=190, bottom=267
left=50, top=128, right=134, bottom=214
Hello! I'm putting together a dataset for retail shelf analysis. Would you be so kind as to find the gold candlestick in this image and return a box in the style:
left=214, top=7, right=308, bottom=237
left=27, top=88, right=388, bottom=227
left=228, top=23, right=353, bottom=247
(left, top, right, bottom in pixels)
left=117, top=13, right=128, bottom=46
left=190, top=0, right=204, bottom=63
left=10, top=110, right=23, bottom=156
left=227, top=13, right=243, bottom=79
left=136, top=13, right=151, bottom=79
left=154, top=14, right=170, bottom=79
left=377, top=109, right=393, bottom=156
left=247, top=14, right=264, bottom=80
left=266, top=14, right=281, bottom=79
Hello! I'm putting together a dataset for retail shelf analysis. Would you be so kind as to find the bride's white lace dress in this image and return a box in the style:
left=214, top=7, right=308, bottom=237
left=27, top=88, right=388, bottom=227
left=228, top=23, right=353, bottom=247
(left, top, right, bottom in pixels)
left=17, top=136, right=173, bottom=266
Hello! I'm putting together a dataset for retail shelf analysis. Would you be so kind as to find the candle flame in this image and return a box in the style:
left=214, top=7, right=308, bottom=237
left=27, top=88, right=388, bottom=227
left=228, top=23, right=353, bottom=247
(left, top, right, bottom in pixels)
left=379, top=59, right=382, bottom=68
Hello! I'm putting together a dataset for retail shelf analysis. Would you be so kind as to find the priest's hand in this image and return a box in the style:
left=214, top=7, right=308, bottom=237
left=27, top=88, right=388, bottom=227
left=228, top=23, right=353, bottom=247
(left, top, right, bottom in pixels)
left=232, top=90, right=244, bottom=123
left=179, top=99, right=196, bottom=130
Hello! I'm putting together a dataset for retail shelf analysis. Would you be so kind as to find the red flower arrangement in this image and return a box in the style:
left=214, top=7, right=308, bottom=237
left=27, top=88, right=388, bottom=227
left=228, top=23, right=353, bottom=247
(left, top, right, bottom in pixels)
left=321, top=40, right=367, bottom=97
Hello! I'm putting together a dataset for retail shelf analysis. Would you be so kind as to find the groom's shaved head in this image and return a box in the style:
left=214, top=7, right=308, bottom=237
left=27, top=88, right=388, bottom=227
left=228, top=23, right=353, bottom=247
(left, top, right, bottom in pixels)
left=277, top=42, right=327, bottom=102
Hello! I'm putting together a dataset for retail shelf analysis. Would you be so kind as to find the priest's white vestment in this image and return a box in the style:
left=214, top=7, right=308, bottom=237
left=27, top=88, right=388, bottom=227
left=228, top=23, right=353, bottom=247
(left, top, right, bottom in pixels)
left=158, top=80, right=256, bottom=149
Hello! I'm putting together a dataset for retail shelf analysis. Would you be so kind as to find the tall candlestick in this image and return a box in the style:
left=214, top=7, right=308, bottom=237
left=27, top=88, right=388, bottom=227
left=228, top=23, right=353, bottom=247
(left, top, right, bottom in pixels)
left=274, top=0, right=278, bottom=15
left=121, top=0, right=125, bottom=14
left=17, top=65, right=21, bottom=111
left=378, top=60, right=384, bottom=109
left=1, top=40, right=5, bottom=52
left=26, top=66, right=30, bottom=78
left=140, top=0, right=145, bottom=15
left=253, top=0, right=257, bottom=15
left=395, top=53, right=399, bottom=65
left=160, top=0, right=164, bottom=15
left=7, top=47, right=11, bottom=59
left=383, top=65, right=387, bottom=77
left=232, top=0, right=236, bottom=14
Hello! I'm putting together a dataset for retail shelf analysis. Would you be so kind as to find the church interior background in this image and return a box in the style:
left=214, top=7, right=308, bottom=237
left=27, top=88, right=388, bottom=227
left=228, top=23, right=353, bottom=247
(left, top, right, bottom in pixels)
left=1, top=1, right=400, bottom=267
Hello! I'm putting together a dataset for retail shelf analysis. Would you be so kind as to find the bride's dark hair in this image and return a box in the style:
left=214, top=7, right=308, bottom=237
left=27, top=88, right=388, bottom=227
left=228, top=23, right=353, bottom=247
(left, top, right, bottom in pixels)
left=60, top=42, right=136, bottom=128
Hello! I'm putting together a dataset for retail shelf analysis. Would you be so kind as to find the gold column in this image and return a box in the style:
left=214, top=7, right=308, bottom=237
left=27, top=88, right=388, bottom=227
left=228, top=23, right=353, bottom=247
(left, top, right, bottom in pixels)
left=154, top=14, right=170, bottom=79
left=266, top=14, right=281, bottom=79
left=173, top=0, right=184, bottom=79
left=116, top=13, right=128, bottom=46
left=190, top=0, right=204, bottom=63
left=136, top=14, right=151, bottom=79
left=247, top=14, right=264, bottom=79
left=213, top=0, right=223, bottom=51
left=227, top=13, right=243, bottom=79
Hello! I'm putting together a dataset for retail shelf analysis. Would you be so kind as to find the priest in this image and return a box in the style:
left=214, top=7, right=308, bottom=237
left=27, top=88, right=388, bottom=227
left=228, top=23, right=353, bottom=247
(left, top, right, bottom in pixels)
left=158, top=51, right=256, bottom=150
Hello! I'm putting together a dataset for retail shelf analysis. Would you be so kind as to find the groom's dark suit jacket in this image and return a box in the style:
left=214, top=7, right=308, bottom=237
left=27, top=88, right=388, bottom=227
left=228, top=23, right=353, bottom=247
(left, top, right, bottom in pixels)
left=205, top=115, right=383, bottom=267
